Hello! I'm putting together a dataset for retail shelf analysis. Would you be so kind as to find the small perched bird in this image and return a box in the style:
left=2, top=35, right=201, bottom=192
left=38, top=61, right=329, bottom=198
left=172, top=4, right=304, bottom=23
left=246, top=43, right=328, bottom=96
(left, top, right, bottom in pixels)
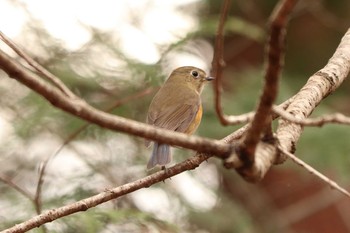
left=146, top=66, right=214, bottom=169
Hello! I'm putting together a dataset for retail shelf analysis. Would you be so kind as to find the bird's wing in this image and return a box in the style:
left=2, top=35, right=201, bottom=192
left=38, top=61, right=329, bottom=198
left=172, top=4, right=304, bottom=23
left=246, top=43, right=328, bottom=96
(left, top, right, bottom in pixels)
left=154, top=101, right=200, bottom=133
left=145, top=102, right=199, bottom=147
left=146, top=85, right=200, bottom=146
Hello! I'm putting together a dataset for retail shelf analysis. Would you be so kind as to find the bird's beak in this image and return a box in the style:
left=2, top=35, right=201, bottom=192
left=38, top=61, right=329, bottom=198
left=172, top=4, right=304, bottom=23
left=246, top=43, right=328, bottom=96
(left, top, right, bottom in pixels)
left=205, top=76, right=215, bottom=81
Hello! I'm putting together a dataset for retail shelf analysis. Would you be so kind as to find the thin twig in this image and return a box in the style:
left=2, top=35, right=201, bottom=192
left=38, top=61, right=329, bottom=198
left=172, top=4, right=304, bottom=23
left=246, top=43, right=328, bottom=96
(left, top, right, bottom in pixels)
left=0, top=174, right=48, bottom=233
left=273, top=106, right=350, bottom=126
left=211, top=0, right=231, bottom=125
left=0, top=174, right=33, bottom=202
left=210, top=0, right=275, bottom=126
left=279, top=146, right=350, bottom=199
left=1, top=153, right=211, bottom=233
left=222, top=95, right=295, bottom=143
left=0, top=31, right=76, bottom=98
left=210, top=0, right=257, bottom=126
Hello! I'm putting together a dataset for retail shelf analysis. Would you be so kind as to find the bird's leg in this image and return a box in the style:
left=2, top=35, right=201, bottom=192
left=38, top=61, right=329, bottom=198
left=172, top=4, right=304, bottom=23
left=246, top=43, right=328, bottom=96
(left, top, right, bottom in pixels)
left=161, top=166, right=172, bottom=179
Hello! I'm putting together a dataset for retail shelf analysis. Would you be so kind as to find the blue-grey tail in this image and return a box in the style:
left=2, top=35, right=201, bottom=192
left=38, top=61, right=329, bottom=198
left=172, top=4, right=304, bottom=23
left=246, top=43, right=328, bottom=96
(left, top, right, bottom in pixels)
left=147, top=142, right=171, bottom=169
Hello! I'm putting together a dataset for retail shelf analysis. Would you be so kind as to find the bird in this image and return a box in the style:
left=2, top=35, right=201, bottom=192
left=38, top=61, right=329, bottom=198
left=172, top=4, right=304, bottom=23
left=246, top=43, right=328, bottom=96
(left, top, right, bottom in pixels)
left=145, top=66, right=214, bottom=169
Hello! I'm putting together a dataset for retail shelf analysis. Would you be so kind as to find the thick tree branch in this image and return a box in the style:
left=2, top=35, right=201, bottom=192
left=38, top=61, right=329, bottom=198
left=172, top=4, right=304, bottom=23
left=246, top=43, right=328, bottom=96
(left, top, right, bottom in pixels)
left=223, top=27, right=350, bottom=181
left=227, top=0, right=298, bottom=181
left=275, top=27, right=350, bottom=163
left=241, top=0, right=297, bottom=161
left=0, top=49, right=233, bottom=158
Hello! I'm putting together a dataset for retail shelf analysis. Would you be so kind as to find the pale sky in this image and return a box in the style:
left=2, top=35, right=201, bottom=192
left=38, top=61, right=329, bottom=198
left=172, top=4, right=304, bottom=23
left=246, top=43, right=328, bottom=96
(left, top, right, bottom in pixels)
left=0, top=0, right=204, bottom=64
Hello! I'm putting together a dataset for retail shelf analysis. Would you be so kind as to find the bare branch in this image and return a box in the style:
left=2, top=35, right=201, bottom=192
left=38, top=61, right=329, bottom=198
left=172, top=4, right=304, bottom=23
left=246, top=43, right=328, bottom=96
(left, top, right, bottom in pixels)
left=0, top=174, right=48, bottom=233
left=238, top=0, right=298, bottom=167
left=275, top=27, right=350, bottom=163
left=211, top=0, right=231, bottom=125
left=222, top=27, right=350, bottom=181
left=279, top=146, right=350, bottom=199
left=0, top=48, right=233, bottom=158
left=0, top=31, right=76, bottom=98
left=273, top=106, right=350, bottom=126
left=222, top=96, right=295, bottom=144
left=211, top=0, right=261, bottom=126
left=1, top=153, right=211, bottom=233
left=0, top=174, right=33, bottom=203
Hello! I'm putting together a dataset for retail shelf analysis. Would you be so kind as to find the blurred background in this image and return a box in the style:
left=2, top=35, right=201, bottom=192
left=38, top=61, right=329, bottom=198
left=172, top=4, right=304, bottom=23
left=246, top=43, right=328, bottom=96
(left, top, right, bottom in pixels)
left=0, top=0, right=350, bottom=232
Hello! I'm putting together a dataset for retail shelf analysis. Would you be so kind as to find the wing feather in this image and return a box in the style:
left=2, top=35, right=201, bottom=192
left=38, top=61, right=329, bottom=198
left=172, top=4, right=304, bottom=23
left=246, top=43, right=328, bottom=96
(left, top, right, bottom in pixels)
left=147, top=84, right=200, bottom=134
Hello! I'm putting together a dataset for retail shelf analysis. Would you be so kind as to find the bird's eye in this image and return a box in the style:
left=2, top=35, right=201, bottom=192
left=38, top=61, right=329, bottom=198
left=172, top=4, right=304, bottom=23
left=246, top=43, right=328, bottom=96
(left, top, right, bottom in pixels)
left=191, top=70, right=199, bottom=78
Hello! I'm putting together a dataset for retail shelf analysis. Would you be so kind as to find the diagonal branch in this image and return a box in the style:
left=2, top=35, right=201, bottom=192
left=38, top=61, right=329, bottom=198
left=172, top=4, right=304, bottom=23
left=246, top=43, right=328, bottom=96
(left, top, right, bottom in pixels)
left=0, top=49, right=232, bottom=158
left=0, top=174, right=33, bottom=203
left=275, top=27, right=350, bottom=163
left=1, top=153, right=211, bottom=233
left=0, top=31, right=76, bottom=98
left=279, top=146, right=350, bottom=198
left=0, top=174, right=48, bottom=233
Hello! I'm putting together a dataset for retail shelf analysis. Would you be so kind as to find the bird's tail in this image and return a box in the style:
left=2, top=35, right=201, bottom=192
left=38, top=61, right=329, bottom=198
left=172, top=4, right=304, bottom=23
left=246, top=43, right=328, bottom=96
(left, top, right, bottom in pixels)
left=147, top=142, right=171, bottom=169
